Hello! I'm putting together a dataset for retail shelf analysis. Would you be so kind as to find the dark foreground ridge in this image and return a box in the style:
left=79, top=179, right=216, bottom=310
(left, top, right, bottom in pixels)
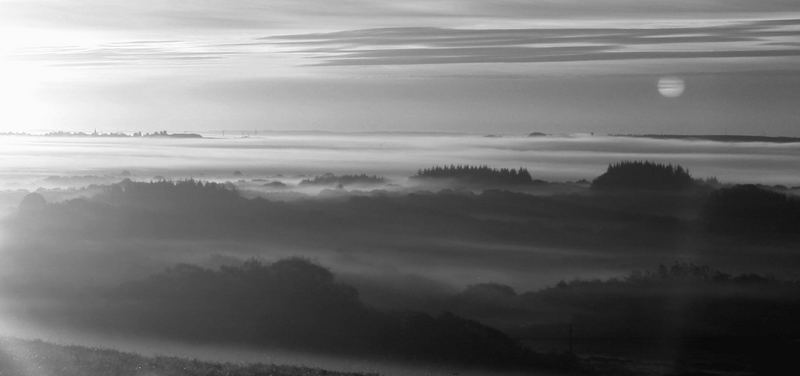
left=0, top=337, right=372, bottom=376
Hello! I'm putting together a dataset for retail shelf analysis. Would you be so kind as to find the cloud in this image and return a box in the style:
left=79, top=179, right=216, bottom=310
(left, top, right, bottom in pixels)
left=267, top=19, right=800, bottom=66
left=12, top=18, right=799, bottom=70
left=12, top=40, right=241, bottom=68
left=2, top=0, right=800, bottom=33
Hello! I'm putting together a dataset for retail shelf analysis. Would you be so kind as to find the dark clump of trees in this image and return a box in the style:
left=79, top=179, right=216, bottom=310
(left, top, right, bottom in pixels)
left=412, top=165, right=533, bottom=185
left=591, top=161, right=694, bottom=191
left=115, top=258, right=366, bottom=348
left=299, top=173, right=386, bottom=187
left=704, top=184, right=800, bottom=235
left=109, top=258, right=546, bottom=369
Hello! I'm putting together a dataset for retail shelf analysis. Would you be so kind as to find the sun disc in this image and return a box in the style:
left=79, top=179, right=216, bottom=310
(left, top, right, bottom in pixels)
left=657, top=76, right=685, bottom=98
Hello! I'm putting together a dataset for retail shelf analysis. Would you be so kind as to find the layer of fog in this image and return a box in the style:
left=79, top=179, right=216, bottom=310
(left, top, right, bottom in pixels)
left=1, top=133, right=798, bottom=288
left=2, top=133, right=799, bottom=191
left=0, top=133, right=799, bottom=364
left=2, top=132, right=798, bottom=217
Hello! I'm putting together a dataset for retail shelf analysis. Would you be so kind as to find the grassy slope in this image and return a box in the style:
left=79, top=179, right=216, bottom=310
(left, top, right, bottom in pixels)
left=0, top=337, right=373, bottom=376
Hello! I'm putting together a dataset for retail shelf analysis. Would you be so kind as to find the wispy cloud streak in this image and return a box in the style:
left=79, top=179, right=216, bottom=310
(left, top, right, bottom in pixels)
left=268, top=19, right=800, bottom=66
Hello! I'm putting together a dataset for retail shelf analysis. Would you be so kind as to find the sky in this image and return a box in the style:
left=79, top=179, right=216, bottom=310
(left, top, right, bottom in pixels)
left=1, top=0, right=799, bottom=135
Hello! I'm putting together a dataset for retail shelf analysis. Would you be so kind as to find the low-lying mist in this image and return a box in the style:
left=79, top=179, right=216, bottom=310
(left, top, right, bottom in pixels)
left=2, top=133, right=800, bottom=191
left=0, top=136, right=799, bottom=374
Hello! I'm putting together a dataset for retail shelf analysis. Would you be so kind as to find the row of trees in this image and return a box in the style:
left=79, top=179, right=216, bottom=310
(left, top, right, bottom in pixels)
left=413, top=165, right=533, bottom=185
left=299, top=173, right=386, bottom=186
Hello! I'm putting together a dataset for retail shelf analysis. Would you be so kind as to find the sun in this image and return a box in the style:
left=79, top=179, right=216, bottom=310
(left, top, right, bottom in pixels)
left=0, top=60, right=47, bottom=132
left=657, top=76, right=685, bottom=98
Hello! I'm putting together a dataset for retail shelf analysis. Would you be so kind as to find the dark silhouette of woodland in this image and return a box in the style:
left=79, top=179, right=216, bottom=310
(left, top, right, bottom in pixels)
left=299, top=173, right=386, bottom=186
left=13, top=174, right=798, bottom=256
left=448, top=261, right=800, bottom=332
left=413, top=165, right=533, bottom=185
left=704, top=184, right=800, bottom=236
left=6, top=162, right=800, bottom=375
left=15, top=179, right=692, bottom=250
left=444, top=262, right=800, bottom=374
left=42, top=130, right=202, bottom=138
left=105, top=258, right=551, bottom=368
left=591, top=161, right=694, bottom=191
left=619, top=133, right=800, bottom=143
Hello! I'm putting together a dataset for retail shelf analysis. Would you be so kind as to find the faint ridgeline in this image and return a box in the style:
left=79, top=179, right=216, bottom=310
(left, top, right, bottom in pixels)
left=412, top=165, right=535, bottom=185
left=591, top=161, right=695, bottom=191
left=42, top=130, right=202, bottom=138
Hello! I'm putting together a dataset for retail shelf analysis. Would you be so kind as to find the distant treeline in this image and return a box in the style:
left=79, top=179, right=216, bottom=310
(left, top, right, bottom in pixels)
left=299, top=173, right=386, bottom=187
left=592, top=161, right=695, bottom=191
left=616, top=134, right=800, bottom=144
left=413, top=165, right=534, bottom=185
left=41, top=130, right=203, bottom=138
left=548, top=261, right=788, bottom=289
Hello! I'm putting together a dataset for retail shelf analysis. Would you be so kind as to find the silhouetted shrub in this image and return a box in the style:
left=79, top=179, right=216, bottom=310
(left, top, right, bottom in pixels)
left=591, top=161, right=694, bottom=191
